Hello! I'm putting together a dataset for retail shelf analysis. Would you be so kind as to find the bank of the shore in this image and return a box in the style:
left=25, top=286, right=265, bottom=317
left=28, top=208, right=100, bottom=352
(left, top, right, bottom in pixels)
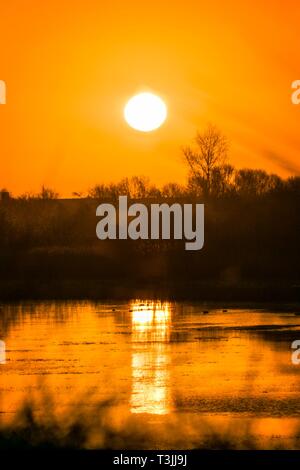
left=0, top=279, right=299, bottom=302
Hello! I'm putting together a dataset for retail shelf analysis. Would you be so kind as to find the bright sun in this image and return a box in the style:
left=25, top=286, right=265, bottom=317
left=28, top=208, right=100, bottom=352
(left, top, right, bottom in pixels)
left=124, top=92, right=167, bottom=132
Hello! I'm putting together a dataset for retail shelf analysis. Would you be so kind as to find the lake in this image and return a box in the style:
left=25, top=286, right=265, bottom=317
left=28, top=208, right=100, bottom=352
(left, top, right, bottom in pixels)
left=0, top=300, right=300, bottom=449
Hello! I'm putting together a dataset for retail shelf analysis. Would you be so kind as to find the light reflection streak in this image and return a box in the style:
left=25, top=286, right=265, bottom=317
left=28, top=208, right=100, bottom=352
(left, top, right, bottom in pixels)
left=130, top=301, right=172, bottom=415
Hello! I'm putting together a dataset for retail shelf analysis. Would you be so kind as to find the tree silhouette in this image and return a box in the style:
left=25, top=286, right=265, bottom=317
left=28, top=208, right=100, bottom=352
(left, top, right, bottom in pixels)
left=234, top=169, right=282, bottom=197
left=183, top=124, right=228, bottom=196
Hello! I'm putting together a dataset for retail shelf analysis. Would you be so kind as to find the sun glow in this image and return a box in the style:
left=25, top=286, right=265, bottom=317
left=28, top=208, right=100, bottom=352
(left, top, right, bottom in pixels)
left=124, top=92, right=167, bottom=132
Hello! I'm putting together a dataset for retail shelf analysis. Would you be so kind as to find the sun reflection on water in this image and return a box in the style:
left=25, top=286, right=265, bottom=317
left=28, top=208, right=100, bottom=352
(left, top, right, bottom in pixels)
left=130, top=301, right=172, bottom=415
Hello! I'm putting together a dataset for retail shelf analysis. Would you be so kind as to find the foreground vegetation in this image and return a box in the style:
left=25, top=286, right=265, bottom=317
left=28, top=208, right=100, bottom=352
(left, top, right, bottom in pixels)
left=1, top=395, right=299, bottom=449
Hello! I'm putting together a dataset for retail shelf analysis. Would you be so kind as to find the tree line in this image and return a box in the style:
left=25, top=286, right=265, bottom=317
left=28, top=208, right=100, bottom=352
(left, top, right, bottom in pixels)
left=0, top=124, right=299, bottom=300
left=1, top=124, right=300, bottom=201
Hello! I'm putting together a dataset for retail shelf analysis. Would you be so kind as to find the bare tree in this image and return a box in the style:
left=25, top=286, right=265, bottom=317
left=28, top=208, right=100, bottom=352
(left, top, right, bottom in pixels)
left=161, top=182, right=187, bottom=198
left=183, top=124, right=228, bottom=196
left=38, top=185, right=59, bottom=200
left=285, top=176, right=300, bottom=194
left=234, top=169, right=282, bottom=196
left=19, top=186, right=59, bottom=200
left=128, top=176, right=149, bottom=198
left=211, top=164, right=235, bottom=197
left=88, top=176, right=155, bottom=200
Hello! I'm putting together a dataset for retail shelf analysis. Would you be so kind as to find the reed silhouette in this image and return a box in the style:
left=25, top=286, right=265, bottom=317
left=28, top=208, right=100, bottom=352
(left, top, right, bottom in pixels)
left=0, top=393, right=290, bottom=449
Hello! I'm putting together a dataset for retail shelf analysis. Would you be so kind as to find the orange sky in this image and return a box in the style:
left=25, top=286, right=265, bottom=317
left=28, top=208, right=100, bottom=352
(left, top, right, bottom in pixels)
left=0, top=0, right=299, bottom=196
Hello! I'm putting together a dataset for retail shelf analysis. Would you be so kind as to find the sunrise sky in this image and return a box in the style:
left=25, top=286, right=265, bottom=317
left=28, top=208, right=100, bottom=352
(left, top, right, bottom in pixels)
left=0, top=0, right=299, bottom=196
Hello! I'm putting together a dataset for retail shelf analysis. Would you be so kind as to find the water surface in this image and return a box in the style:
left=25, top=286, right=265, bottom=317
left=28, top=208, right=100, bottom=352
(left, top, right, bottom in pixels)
left=0, top=300, right=300, bottom=448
